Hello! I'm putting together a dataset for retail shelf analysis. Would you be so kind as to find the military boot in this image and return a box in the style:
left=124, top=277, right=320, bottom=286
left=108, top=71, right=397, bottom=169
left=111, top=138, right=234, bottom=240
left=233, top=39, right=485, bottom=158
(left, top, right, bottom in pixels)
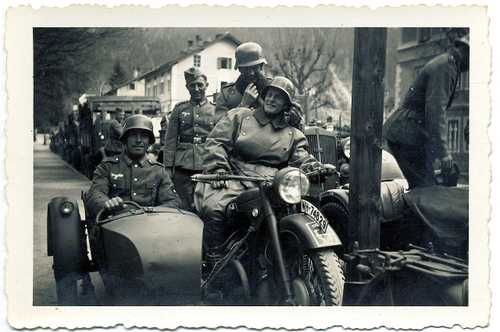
left=203, top=247, right=225, bottom=304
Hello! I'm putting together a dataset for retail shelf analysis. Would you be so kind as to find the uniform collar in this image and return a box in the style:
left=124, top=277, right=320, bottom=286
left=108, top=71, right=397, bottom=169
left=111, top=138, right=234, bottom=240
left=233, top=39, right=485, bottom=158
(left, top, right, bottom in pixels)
left=123, top=153, right=148, bottom=167
left=190, top=98, right=207, bottom=107
left=253, top=107, right=288, bottom=130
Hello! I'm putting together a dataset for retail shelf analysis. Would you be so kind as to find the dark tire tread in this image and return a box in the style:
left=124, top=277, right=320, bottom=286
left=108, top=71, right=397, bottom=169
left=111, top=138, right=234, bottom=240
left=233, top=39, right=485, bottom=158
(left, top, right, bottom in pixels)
left=310, top=250, right=345, bottom=305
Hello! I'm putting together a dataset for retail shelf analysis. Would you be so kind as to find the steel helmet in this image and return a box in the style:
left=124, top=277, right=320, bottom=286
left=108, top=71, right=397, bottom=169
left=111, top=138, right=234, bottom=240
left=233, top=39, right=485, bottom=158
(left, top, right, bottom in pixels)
left=234, top=42, right=267, bottom=69
left=262, top=76, right=295, bottom=105
left=120, top=114, right=155, bottom=144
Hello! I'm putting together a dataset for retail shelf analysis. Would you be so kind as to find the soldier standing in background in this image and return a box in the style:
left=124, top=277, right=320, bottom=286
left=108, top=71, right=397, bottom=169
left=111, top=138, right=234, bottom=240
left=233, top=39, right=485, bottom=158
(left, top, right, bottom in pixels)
left=163, top=67, right=217, bottom=210
left=383, top=34, right=469, bottom=189
left=103, top=108, right=125, bottom=157
left=216, top=41, right=304, bottom=129
left=215, top=42, right=270, bottom=120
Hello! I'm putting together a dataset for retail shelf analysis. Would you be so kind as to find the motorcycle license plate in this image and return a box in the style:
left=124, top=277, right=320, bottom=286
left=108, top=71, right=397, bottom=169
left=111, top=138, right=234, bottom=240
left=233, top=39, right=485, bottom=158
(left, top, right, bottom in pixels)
left=300, top=200, right=329, bottom=234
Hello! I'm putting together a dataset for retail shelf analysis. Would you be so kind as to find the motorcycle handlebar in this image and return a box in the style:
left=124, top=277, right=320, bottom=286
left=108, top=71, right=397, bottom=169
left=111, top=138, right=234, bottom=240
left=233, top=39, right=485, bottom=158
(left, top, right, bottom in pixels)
left=95, top=200, right=144, bottom=224
left=191, top=174, right=268, bottom=183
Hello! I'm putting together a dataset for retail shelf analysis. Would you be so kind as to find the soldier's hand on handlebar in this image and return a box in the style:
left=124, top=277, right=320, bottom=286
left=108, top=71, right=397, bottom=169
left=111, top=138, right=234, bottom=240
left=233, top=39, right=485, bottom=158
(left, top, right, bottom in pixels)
left=323, top=163, right=338, bottom=176
left=211, top=169, right=228, bottom=189
left=240, top=83, right=259, bottom=107
left=104, top=196, right=124, bottom=210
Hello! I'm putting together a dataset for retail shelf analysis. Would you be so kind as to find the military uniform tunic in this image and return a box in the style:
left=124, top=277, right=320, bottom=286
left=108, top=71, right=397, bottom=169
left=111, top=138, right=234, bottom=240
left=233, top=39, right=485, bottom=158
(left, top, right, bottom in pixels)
left=164, top=98, right=216, bottom=171
left=383, top=49, right=461, bottom=188
left=86, top=153, right=182, bottom=216
left=215, top=78, right=271, bottom=121
left=194, top=106, right=317, bottom=248
left=163, top=98, right=216, bottom=210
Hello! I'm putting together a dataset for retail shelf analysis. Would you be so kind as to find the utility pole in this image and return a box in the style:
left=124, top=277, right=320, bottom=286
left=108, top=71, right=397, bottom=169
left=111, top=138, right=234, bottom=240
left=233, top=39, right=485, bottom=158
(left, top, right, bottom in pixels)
left=348, top=28, right=387, bottom=250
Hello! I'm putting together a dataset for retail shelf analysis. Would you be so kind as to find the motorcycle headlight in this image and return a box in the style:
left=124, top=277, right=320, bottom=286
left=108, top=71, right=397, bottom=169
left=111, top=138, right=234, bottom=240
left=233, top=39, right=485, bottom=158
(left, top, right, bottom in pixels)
left=274, top=167, right=310, bottom=204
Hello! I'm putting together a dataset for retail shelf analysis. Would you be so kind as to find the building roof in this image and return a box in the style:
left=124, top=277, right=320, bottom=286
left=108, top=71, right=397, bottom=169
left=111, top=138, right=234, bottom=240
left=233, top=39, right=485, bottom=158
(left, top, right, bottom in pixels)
left=106, top=32, right=241, bottom=95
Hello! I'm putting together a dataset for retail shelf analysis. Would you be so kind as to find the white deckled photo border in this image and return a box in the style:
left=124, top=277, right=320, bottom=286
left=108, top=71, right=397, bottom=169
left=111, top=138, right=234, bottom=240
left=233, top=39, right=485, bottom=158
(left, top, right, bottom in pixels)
left=5, top=3, right=491, bottom=330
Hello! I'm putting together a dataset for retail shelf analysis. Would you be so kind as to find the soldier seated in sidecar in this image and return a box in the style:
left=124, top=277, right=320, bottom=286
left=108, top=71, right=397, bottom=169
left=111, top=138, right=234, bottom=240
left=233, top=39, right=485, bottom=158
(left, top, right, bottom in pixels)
left=47, top=115, right=205, bottom=305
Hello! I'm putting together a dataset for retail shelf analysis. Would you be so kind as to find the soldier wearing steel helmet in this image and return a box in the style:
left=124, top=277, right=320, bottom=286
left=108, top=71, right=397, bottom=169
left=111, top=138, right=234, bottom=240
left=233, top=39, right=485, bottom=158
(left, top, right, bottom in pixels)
left=383, top=32, right=470, bottom=189
left=86, top=114, right=182, bottom=216
left=216, top=41, right=305, bottom=129
left=215, top=42, right=271, bottom=121
left=195, top=76, right=335, bottom=288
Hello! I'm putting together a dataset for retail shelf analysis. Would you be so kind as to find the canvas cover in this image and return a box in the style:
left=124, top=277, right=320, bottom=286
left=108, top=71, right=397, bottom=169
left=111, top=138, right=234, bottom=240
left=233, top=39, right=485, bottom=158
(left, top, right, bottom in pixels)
left=404, top=186, right=468, bottom=247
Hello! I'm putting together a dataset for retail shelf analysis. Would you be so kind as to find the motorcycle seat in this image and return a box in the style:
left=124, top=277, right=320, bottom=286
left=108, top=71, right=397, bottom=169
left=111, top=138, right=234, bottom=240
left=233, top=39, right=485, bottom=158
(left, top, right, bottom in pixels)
left=403, top=185, right=468, bottom=247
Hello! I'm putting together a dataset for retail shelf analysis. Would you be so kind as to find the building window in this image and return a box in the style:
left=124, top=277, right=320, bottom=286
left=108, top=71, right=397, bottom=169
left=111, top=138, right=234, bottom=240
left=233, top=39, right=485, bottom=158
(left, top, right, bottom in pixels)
left=401, top=28, right=418, bottom=44
left=457, top=71, right=469, bottom=91
left=146, top=86, right=152, bottom=96
left=159, top=78, right=165, bottom=96
left=129, top=83, right=135, bottom=90
left=447, top=118, right=460, bottom=153
left=217, top=57, right=232, bottom=69
left=419, top=28, right=431, bottom=43
left=193, top=54, right=201, bottom=67
left=464, top=117, right=469, bottom=151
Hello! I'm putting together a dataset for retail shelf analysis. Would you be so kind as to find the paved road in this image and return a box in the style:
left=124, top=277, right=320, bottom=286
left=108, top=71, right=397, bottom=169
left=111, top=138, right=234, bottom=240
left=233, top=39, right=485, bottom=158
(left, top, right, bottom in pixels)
left=33, top=142, right=90, bottom=305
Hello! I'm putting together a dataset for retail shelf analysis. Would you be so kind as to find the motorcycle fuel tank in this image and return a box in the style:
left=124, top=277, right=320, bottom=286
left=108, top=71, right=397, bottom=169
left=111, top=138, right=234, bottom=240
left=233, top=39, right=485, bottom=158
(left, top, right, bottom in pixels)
left=99, top=208, right=203, bottom=301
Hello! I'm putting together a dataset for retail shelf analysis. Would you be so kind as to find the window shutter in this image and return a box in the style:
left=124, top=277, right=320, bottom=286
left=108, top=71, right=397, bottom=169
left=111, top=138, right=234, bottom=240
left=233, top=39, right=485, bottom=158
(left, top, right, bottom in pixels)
left=217, top=57, right=221, bottom=69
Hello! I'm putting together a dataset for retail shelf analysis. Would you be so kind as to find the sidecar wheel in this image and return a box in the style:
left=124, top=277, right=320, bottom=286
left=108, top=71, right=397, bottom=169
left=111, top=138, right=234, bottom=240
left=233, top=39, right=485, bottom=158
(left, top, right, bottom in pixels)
left=307, top=250, right=345, bottom=305
left=54, top=271, right=78, bottom=305
left=321, top=201, right=349, bottom=245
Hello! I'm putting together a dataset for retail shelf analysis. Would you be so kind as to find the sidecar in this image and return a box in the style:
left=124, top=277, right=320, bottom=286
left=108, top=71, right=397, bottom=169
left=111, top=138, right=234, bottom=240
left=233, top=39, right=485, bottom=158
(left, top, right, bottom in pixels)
left=319, top=180, right=469, bottom=305
left=47, top=196, right=204, bottom=305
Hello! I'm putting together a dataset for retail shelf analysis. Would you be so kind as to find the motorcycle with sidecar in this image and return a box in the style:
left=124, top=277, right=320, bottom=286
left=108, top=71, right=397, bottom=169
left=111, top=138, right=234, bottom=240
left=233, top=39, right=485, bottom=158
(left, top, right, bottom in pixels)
left=313, top=144, right=468, bottom=305
left=47, top=167, right=345, bottom=305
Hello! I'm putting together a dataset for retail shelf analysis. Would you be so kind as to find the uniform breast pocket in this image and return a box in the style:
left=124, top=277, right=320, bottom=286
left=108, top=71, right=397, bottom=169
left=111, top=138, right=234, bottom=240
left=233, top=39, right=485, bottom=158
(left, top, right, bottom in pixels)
left=110, top=177, right=126, bottom=196
left=138, top=183, right=158, bottom=205
left=180, top=116, right=192, bottom=130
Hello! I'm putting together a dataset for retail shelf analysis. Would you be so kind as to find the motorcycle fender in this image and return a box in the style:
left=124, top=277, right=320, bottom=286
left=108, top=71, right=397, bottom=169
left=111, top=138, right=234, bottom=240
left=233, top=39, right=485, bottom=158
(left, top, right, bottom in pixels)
left=279, top=214, right=342, bottom=249
left=319, top=189, right=349, bottom=209
left=47, top=197, right=86, bottom=274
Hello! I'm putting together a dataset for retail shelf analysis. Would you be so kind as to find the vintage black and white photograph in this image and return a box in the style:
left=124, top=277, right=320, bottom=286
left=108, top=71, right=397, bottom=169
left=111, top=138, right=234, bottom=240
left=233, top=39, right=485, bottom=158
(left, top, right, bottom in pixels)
left=33, top=25, right=471, bottom=306
left=5, top=4, right=491, bottom=330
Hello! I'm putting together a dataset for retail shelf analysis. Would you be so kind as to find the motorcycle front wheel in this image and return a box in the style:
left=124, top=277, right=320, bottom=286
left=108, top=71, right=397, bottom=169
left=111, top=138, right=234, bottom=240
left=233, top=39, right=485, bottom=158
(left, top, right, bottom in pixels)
left=277, top=235, right=345, bottom=305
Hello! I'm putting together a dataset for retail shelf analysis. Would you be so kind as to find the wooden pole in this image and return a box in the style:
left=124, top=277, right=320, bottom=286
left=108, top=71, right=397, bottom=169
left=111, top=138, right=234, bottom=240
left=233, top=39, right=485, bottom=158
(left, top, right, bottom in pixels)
left=348, top=28, right=387, bottom=250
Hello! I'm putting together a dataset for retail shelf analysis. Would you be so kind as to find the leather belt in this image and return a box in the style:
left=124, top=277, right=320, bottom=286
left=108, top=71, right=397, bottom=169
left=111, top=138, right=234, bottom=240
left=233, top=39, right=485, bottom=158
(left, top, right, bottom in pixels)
left=178, top=135, right=207, bottom=144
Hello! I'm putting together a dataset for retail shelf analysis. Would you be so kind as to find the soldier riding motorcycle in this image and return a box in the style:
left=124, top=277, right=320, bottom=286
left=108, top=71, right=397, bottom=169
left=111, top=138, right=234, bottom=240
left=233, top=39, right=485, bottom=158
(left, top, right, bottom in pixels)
left=193, top=167, right=344, bottom=305
left=194, top=76, right=345, bottom=304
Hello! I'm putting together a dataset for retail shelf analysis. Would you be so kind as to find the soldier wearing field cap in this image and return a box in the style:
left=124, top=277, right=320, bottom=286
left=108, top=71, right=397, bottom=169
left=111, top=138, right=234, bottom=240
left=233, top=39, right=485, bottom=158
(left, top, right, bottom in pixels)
left=86, top=114, right=182, bottom=216
left=163, top=67, right=217, bottom=210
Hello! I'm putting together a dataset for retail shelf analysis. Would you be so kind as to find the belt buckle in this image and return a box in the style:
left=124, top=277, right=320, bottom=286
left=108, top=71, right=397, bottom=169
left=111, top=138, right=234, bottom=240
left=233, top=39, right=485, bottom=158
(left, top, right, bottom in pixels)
left=193, top=136, right=202, bottom=144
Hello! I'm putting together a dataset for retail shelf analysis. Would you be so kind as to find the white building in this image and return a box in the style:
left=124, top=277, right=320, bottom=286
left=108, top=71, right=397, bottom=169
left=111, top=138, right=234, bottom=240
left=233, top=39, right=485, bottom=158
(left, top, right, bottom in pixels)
left=107, top=33, right=241, bottom=114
